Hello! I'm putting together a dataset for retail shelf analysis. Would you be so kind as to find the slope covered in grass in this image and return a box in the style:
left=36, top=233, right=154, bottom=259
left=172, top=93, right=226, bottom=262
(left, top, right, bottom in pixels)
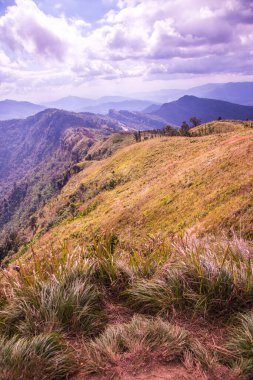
left=20, top=120, right=253, bottom=257
left=1, top=120, right=252, bottom=379
left=1, top=233, right=251, bottom=379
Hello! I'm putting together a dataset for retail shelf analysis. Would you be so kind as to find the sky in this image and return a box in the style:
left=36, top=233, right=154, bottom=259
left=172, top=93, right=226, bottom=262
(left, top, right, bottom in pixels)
left=0, top=0, right=253, bottom=102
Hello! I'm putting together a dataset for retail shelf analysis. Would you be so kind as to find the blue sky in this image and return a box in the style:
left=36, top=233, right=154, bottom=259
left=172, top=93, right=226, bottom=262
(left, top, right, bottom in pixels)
left=0, top=0, right=116, bottom=19
left=0, top=0, right=253, bottom=102
left=35, top=0, right=118, bottom=22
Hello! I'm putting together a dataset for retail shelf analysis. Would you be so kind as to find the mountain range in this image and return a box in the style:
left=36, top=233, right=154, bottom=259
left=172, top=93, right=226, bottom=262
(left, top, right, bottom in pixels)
left=45, top=96, right=155, bottom=114
left=0, top=106, right=170, bottom=244
left=138, top=81, right=253, bottom=105
left=1, top=81, right=253, bottom=121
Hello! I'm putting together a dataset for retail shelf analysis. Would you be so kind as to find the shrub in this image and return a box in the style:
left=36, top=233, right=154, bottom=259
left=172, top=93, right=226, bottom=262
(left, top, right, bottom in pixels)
left=123, top=274, right=184, bottom=315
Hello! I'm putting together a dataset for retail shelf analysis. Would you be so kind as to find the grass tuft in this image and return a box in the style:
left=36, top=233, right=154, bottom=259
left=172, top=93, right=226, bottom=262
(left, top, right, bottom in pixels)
left=83, top=315, right=212, bottom=376
left=0, top=332, right=76, bottom=380
left=87, top=233, right=133, bottom=293
left=124, top=235, right=253, bottom=316
left=0, top=269, right=105, bottom=337
left=225, top=311, right=253, bottom=377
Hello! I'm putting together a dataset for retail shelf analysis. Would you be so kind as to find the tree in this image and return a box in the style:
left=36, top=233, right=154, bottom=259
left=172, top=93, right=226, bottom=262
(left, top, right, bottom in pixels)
left=179, top=121, right=190, bottom=136
left=0, top=231, right=24, bottom=260
left=134, top=131, right=141, bottom=142
left=190, top=116, right=201, bottom=127
left=29, top=215, right=37, bottom=232
left=164, top=125, right=179, bottom=136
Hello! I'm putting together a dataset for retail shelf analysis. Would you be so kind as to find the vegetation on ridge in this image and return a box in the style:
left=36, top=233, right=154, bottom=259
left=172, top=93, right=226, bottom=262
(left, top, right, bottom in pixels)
left=19, top=120, right=253, bottom=260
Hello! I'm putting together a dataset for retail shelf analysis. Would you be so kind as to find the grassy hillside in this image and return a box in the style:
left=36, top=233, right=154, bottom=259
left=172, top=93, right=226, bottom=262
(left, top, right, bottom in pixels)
left=20, top=120, right=253, bottom=258
left=1, top=120, right=253, bottom=379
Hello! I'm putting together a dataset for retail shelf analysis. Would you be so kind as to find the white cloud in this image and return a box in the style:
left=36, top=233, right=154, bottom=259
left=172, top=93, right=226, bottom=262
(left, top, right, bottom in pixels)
left=0, top=0, right=252, bottom=101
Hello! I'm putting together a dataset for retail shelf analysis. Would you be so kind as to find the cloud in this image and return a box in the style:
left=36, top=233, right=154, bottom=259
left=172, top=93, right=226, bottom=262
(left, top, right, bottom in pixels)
left=0, top=0, right=252, bottom=100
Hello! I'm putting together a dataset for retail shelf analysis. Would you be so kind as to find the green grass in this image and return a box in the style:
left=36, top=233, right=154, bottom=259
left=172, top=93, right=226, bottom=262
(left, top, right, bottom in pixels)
left=87, top=233, right=133, bottom=293
left=123, top=235, right=253, bottom=316
left=0, top=269, right=105, bottom=337
left=225, top=311, right=253, bottom=377
left=0, top=332, right=76, bottom=380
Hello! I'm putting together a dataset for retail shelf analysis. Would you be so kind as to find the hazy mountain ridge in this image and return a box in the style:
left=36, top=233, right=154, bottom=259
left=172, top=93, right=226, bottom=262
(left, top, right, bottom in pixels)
left=187, top=82, right=253, bottom=105
left=108, top=109, right=167, bottom=130
left=47, top=96, right=156, bottom=114
left=0, top=99, right=45, bottom=120
left=152, top=95, right=253, bottom=125
left=0, top=109, right=125, bottom=241
left=1, top=81, right=253, bottom=121
left=139, top=81, right=253, bottom=105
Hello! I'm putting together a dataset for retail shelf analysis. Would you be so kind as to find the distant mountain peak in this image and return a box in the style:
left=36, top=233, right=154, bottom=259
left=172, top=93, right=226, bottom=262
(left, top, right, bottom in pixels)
left=153, top=96, right=253, bottom=125
left=0, top=99, right=45, bottom=121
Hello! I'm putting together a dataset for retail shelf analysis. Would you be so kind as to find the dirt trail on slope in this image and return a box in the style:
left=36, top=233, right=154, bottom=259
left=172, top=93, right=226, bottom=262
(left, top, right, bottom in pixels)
left=224, top=134, right=253, bottom=144
left=74, top=364, right=239, bottom=380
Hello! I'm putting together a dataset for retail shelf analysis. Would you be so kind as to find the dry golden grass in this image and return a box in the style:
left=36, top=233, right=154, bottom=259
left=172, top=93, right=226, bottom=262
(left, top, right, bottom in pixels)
left=17, top=120, right=253, bottom=258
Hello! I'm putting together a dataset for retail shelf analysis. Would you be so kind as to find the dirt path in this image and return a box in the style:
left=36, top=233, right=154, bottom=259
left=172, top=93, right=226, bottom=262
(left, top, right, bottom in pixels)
left=74, top=364, right=239, bottom=380
left=224, top=134, right=253, bottom=145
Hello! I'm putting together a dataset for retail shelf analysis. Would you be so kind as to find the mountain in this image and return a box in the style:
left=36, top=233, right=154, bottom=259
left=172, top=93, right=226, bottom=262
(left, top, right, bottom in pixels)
left=84, top=99, right=154, bottom=114
left=14, top=119, right=253, bottom=255
left=153, top=95, right=253, bottom=125
left=45, top=96, right=95, bottom=111
left=96, top=96, right=130, bottom=103
left=0, top=99, right=45, bottom=120
left=108, top=109, right=167, bottom=130
left=46, top=96, right=154, bottom=114
left=0, top=108, right=124, bottom=242
left=134, top=88, right=183, bottom=103
left=141, top=81, right=253, bottom=105
left=143, top=103, right=162, bottom=113
left=187, top=82, right=253, bottom=105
